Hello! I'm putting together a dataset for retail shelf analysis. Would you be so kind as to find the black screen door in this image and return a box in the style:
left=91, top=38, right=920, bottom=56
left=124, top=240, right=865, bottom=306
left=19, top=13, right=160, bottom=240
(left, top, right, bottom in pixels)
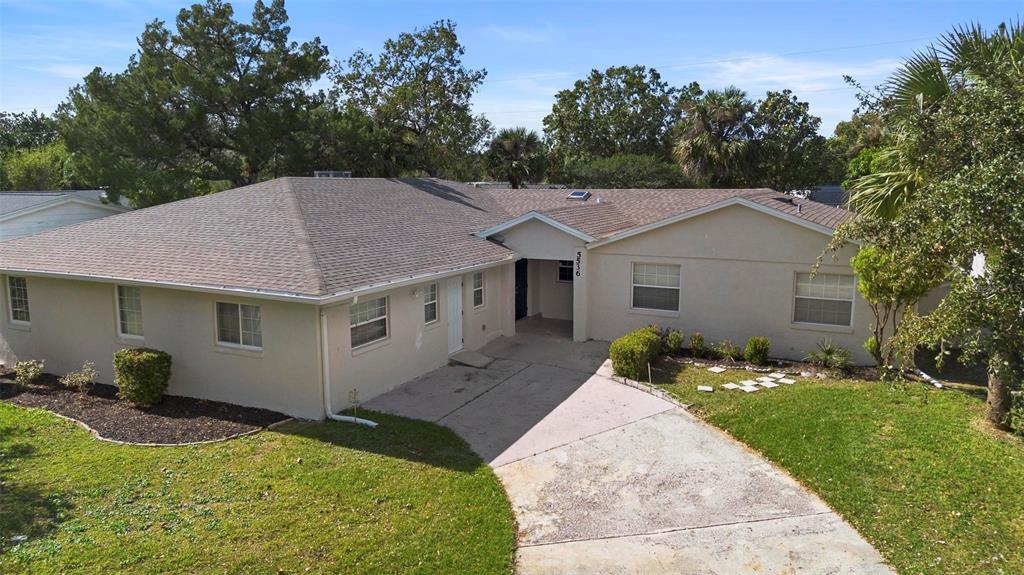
left=514, top=259, right=528, bottom=319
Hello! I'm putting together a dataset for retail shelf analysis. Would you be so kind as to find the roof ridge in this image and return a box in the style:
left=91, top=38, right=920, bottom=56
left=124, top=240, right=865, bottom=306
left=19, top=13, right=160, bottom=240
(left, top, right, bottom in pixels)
left=280, top=179, right=329, bottom=296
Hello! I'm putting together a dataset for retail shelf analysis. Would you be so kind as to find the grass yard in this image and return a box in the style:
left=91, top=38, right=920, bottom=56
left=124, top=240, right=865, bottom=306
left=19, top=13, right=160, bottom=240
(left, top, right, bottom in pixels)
left=0, top=404, right=515, bottom=574
left=652, top=359, right=1024, bottom=575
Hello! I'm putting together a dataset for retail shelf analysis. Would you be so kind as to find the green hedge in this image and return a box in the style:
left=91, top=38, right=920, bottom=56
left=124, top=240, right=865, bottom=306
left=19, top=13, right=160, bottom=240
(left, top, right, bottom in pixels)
left=114, top=347, right=173, bottom=407
left=609, top=326, right=662, bottom=381
left=744, top=337, right=771, bottom=365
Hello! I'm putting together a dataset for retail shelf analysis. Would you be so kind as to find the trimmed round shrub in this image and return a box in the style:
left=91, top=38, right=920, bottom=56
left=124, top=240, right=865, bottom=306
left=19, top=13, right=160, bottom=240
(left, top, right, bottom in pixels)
left=610, top=326, right=662, bottom=381
left=689, top=332, right=705, bottom=358
left=113, top=347, right=172, bottom=407
left=744, top=337, right=771, bottom=366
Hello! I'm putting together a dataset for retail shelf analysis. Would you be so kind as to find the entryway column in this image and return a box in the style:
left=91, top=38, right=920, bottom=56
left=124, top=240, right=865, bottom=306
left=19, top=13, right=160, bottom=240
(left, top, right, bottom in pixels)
left=572, top=247, right=588, bottom=341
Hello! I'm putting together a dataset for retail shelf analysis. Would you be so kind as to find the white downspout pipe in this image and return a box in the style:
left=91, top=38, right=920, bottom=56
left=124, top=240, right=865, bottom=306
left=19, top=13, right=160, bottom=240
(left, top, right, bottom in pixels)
left=320, top=309, right=378, bottom=428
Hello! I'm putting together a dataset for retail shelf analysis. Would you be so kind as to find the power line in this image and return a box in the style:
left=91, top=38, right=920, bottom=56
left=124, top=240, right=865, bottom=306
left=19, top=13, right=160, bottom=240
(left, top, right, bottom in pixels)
left=488, top=36, right=930, bottom=84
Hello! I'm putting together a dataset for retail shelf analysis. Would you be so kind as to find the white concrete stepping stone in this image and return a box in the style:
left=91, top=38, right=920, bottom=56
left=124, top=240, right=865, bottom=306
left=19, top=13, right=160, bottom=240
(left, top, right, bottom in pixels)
left=739, top=385, right=760, bottom=392
left=707, top=366, right=727, bottom=374
left=722, top=383, right=740, bottom=390
left=759, top=381, right=780, bottom=388
left=739, top=379, right=757, bottom=386
left=769, top=372, right=786, bottom=379
left=777, top=378, right=796, bottom=385
left=697, top=385, right=714, bottom=393
left=756, top=377, right=775, bottom=383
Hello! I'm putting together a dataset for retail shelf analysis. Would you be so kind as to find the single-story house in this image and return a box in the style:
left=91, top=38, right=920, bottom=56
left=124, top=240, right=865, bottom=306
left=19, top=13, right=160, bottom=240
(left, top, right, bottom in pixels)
left=0, top=190, right=131, bottom=241
left=0, top=177, right=870, bottom=419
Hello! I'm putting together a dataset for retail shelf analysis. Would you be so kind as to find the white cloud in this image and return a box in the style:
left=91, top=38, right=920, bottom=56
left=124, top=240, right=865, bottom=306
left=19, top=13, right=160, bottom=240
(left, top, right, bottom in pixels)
left=479, top=23, right=557, bottom=45
left=21, top=63, right=96, bottom=80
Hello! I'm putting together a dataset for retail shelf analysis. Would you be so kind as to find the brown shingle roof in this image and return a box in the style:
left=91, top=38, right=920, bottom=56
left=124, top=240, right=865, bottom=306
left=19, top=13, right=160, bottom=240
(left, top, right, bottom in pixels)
left=0, top=178, right=851, bottom=298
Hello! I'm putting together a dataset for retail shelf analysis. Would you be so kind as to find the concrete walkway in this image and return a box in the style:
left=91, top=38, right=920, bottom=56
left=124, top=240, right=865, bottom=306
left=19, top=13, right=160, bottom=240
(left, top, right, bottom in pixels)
left=364, top=326, right=894, bottom=574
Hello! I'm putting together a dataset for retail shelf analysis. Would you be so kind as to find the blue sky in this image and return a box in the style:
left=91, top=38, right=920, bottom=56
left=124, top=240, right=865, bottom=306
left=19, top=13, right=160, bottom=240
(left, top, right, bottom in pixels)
left=1, top=1, right=1019, bottom=135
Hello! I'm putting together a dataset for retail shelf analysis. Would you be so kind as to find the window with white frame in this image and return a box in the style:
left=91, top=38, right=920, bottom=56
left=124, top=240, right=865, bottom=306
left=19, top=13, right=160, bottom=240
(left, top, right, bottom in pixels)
left=117, top=285, right=144, bottom=337
left=351, top=296, right=388, bottom=348
left=557, top=260, right=574, bottom=282
left=631, top=263, right=680, bottom=312
left=7, top=276, right=30, bottom=323
left=793, top=273, right=855, bottom=326
left=216, top=302, right=262, bottom=348
left=472, top=272, right=485, bottom=308
left=424, top=283, right=438, bottom=324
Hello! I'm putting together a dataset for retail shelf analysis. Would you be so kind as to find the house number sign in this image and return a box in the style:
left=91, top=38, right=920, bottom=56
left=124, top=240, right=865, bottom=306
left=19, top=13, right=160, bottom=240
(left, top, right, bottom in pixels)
left=575, top=251, right=582, bottom=277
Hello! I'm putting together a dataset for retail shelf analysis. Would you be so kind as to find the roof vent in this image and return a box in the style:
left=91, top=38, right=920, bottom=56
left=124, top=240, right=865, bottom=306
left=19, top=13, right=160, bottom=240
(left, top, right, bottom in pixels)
left=313, top=170, right=352, bottom=178
left=566, top=190, right=591, bottom=201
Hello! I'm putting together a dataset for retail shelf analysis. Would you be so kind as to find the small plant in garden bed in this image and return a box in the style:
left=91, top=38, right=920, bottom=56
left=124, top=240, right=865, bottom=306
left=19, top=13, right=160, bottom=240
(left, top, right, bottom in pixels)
left=59, top=361, right=98, bottom=392
left=664, top=329, right=684, bottom=354
left=114, top=347, right=172, bottom=407
left=805, top=338, right=852, bottom=371
left=744, top=337, right=770, bottom=366
left=14, top=359, right=44, bottom=386
left=689, top=332, right=705, bottom=358
left=711, top=340, right=741, bottom=361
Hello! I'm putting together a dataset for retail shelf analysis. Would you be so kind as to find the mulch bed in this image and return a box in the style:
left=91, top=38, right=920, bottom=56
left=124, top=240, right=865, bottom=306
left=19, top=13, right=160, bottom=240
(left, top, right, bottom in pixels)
left=0, top=371, right=289, bottom=445
left=665, top=353, right=881, bottom=380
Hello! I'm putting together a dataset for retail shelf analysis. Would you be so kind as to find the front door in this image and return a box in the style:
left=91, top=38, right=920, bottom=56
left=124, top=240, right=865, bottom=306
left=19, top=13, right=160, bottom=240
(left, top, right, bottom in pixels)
left=447, top=277, right=463, bottom=354
left=515, top=259, right=528, bottom=320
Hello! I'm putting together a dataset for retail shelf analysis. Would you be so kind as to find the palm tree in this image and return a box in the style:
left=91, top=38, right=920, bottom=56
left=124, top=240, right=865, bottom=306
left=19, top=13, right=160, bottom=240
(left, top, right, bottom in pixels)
left=672, top=87, right=754, bottom=187
left=850, top=21, right=1024, bottom=217
left=485, top=127, right=542, bottom=189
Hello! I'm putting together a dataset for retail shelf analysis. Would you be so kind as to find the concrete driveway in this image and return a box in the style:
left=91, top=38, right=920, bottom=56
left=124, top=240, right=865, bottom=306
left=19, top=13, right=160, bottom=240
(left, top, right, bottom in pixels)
left=364, top=324, right=894, bottom=574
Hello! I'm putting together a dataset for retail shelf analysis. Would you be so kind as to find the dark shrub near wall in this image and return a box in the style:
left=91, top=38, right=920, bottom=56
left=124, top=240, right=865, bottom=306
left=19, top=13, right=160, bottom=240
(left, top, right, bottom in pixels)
left=113, top=348, right=173, bottom=407
left=609, top=326, right=662, bottom=381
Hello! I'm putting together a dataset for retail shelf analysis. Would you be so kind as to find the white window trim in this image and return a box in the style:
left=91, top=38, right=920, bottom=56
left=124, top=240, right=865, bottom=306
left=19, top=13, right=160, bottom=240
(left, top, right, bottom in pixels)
left=215, top=301, right=264, bottom=351
left=791, top=272, right=856, bottom=329
left=6, top=276, right=30, bottom=326
left=424, top=283, right=439, bottom=325
left=115, top=285, right=145, bottom=341
left=556, top=260, right=574, bottom=283
left=629, top=262, right=681, bottom=313
left=472, top=272, right=485, bottom=309
left=350, top=296, right=389, bottom=349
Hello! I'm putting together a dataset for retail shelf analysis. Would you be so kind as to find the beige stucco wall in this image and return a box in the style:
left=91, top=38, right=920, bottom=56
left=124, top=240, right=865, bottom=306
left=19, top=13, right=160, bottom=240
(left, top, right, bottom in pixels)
left=586, top=204, right=873, bottom=364
left=323, top=263, right=515, bottom=413
left=0, top=275, right=323, bottom=418
left=527, top=259, right=573, bottom=320
left=498, top=218, right=582, bottom=260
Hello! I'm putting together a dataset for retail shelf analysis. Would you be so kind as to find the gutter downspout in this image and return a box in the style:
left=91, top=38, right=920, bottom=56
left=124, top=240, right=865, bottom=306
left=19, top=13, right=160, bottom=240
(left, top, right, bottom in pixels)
left=320, top=309, right=378, bottom=428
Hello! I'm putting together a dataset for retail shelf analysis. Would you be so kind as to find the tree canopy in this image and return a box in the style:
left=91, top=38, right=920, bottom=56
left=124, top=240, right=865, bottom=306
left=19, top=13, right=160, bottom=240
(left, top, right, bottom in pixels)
left=58, top=0, right=329, bottom=206
left=336, top=20, right=491, bottom=179
left=484, top=127, right=544, bottom=188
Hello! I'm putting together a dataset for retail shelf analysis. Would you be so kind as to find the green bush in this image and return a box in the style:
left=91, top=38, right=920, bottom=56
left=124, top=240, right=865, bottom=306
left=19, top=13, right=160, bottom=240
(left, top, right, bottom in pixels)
left=665, top=330, right=684, bottom=354
left=744, top=337, right=771, bottom=365
left=805, top=338, right=853, bottom=370
left=113, top=348, right=172, bottom=407
left=689, top=332, right=705, bottom=358
left=1010, top=393, right=1024, bottom=437
left=14, top=359, right=45, bottom=386
left=712, top=340, right=741, bottom=361
left=609, top=326, right=662, bottom=381
left=59, top=361, right=98, bottom=392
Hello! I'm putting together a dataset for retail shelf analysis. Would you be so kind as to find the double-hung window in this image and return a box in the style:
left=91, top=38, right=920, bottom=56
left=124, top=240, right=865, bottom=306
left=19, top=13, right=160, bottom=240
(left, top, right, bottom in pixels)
left=216, top=302, right=263, bottom=349
left=424, top=283, right=438, bottom=324
left=472, top=272, right=485, bottom=308
left=117, top=286, right=144, bottom=338
left=631, top=263, right=680, bottom=312
left=557, top=260, right=574, bottom=282
left=351, top=296, right=388, bottom=348
left=793, top=273, right=855, bottom=327
left=7, top=276, right=30, bottom=324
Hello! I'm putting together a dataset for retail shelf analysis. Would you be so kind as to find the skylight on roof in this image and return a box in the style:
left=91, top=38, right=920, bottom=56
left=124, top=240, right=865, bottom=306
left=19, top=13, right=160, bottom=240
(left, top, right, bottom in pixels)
left=566, top=190, right=591, bottom=201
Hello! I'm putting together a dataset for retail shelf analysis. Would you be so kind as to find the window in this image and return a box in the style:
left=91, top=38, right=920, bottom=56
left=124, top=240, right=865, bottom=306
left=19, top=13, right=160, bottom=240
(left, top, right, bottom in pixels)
left=424, top=283, right=438, bottom=324
left=351, top=296, right=388, bottom=348
left=117, top=286, right=144, bottom=337
left=7, top=276, right=29, bottom=324
left=631, top=263, right=680, bottom=312
left=557, top=260, right=574, bottom=282
left=793, top=273, right=855, bottom=326
left=216, top=302, right=262, bottom=348
left=472, top=272, right=485, bottom=308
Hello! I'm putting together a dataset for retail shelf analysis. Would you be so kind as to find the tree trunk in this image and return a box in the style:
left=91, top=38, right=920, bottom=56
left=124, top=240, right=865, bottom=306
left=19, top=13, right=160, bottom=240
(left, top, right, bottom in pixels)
left=986, top=350, right=1012, bottom=430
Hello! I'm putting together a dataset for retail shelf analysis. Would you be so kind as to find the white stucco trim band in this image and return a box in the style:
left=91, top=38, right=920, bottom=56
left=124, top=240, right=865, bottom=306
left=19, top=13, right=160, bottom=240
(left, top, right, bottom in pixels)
left=476, top=211, right=597, bottom=243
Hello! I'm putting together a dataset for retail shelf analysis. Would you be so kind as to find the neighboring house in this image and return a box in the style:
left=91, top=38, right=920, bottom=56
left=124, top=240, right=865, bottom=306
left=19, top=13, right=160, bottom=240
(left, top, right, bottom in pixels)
left=0, top=190, right=131, bottom=241
left=0, top=178, right=868, bottom=419
left=809, top=185, right=849, bottom=208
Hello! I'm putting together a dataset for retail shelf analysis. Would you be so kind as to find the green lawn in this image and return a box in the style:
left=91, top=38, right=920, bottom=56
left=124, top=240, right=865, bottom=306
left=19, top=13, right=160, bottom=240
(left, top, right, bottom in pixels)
left=652, top=359, right=1024, bottom=575
left=0, top=404, right=515, bottom=574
